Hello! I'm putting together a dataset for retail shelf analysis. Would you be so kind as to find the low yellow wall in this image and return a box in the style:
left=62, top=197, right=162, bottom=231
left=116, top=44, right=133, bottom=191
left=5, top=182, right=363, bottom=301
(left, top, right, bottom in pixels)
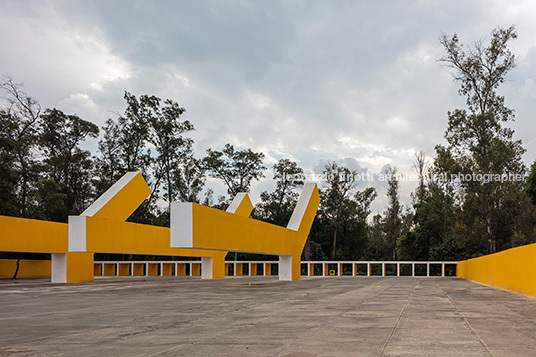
left=457, top=242, right=536, bottom=298
left=0, top=259, right=51, bottom=279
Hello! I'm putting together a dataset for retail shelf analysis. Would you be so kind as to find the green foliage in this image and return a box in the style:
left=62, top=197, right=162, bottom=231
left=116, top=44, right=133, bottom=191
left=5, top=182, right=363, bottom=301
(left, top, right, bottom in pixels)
left=174, top=156, right=206, bottom=204
left=397, top=182, right=463, bottom=261
left=0, top=76, right=41, bottom=217
left=366, top=214, right=389, bottom=260
left=147, top=94, right=194, bottom=208
left=29, top=179, right=68, bottom=222
left=118, top=92, right=154, bottom=174
left=436, top=26, right=531, bottom=254
left=95, top=92, right=197, bottom=224
left=526, top=160, right=536, bottom=205
left=382, top=166, right=402, bottom=260
left=94, top=118, right=122, bottom=194
left=309, top=162, right=377, bottom=260
left=254, top=159, right=304, bottom=226
left=39, top=108, right=99, bottom=215
left=203, top=144, right=266, bottom=199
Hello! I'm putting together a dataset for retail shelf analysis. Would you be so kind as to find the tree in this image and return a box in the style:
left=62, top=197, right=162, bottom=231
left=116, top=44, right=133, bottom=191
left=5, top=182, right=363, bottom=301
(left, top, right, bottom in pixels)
left=95, top=93, right=153, bottom=201
left=321, top=162, right=358, bottom=260
left=526, top=160, right=536, bottom=205
left=0, top=76, right=41, bottom=217
left=203, top=144, right=266, bottom=199
left=39, top=108, right=99, bottom=215
left=398, top=181, right=460, bottom=261
left=254, top=159, right=304, bottom=226
left=174, top=155, right=205, bottom=203
left=411, top=151, right=428, bottom=204
left=0, top=111, right=20, bottom=216
left=146, top=94, right=194, bottom=210
left=366, top=214, right=389, bottom=261
left=95, top=92, right=196, bottom=224
left=436, top=26, right=528, bottom=254
left=118, top=92, right=153, bottom=175
left=29, top=179, right=68, bottom=222
left=313, top=162, right=377, bottom=260
left=94, top=119, right=121, bottom=194
left=382, top=166, right=402, bottom=260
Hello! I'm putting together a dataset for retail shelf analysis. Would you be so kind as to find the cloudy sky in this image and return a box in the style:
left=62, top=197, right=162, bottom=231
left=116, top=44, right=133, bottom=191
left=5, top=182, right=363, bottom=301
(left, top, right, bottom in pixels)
left=1, top=0, right=536, bottom=213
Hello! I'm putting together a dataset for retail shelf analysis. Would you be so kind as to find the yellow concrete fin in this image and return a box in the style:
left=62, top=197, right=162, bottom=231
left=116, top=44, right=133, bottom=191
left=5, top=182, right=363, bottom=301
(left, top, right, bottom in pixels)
left=81, top=172, right=151, bottom=221
left=286, top=183, right=320, bottom=235
left=170, top=183, right=320, bottom=280
left=226, top=193, right=253, bottom=217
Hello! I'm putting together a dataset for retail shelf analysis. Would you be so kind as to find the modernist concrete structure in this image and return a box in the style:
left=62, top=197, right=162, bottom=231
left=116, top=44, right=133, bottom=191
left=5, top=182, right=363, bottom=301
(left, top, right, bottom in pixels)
left=1, top=172, right=319, bottom=282
left=171, top=183, right=320, bottom=280
left=66, top=171, right=230, bottom=282
left=0, top=172, right=249, bottom=282
left=4, top=170, right=536, bottom=300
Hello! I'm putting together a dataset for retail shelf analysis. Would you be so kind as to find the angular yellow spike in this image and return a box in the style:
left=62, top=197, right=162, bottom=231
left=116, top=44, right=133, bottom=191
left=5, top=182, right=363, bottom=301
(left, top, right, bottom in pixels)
left=226, top=193, right=254, bottom=217
left=69, top=171, right=229, bottom=280
left=170, top=183, right=320, bottom=281
left=81, top=172, right=151, bottom=221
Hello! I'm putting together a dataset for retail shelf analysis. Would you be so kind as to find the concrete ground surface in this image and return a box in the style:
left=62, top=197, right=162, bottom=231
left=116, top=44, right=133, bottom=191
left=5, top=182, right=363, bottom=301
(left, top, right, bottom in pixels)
left=1, top=276, right=535, bottom=356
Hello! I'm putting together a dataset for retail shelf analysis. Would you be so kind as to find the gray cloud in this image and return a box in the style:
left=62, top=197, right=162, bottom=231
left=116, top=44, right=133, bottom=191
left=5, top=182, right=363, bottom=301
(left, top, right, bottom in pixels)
left=1, top=0, right=536, bottom=212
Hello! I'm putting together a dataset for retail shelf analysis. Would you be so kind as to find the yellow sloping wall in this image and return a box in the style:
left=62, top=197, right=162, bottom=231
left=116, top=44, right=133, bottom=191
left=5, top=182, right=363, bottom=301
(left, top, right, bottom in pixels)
left=457, top=242, right=536, bottom=298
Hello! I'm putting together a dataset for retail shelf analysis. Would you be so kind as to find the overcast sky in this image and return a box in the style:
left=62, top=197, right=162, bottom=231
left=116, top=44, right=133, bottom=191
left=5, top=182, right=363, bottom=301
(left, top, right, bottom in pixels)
left=2, top=0, right=536, bottom=213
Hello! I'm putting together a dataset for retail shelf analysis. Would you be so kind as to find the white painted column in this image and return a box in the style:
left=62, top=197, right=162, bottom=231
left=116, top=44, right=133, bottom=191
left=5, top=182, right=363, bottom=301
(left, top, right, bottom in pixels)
left=279, top=255, right=292, bottom=281
left=382, top=263, right=385, bottom=277
left=427, top=263, right=430, bottom=277
left=367, top=263, right=370, bottom=277
left=412, top=263, right=415, bottom=277
left=51, top=253, right=67, bottom=283
left=201, top=257, right=213, bottom=279
left=397, top=263, right=400, bottom=277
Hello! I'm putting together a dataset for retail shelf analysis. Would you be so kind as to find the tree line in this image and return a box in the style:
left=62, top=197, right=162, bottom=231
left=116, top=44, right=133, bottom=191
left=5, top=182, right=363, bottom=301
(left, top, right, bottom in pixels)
left=2, top=26, right=536, bottom=262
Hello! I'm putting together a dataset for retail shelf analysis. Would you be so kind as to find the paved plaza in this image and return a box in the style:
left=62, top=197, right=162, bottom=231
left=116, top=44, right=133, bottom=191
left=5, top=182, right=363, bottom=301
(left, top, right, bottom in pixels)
left=1, top=276, right=535, bottom=356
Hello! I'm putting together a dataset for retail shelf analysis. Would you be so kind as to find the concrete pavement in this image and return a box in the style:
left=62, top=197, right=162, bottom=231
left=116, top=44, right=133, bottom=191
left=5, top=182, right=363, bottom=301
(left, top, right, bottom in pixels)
left=1, top=276, right=535, bottom=356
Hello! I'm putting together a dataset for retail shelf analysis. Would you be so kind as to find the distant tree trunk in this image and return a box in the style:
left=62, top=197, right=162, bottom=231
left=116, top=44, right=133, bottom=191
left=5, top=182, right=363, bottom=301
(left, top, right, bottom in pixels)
left=487, top=216, right=495, bottom=254
left=331, top=227, right=338, bottom=260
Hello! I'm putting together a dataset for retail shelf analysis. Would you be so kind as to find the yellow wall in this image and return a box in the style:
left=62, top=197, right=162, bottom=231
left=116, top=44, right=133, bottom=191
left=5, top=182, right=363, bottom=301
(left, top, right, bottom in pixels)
left=0, top=216, right=67, bottom=253
left=83, top=217, right=227, bottom=278
left=457, top=242, right=536, bottom=298
left=0, top=259, right=51, bottom=279
left=65, top=252, right=94, bottom=283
